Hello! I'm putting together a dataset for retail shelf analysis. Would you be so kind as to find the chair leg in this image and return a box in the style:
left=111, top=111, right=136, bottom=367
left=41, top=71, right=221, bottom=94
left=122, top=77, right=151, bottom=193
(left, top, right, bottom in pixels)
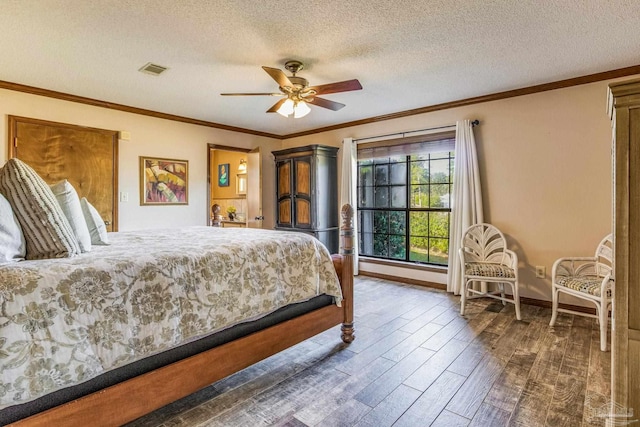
left=598, top=303, right=608, bottom=352
left=550, top=287, right=559, bottom=327
left=500, top=283, right=506, bottom=306
left=513, top=282, right=521, bottom=321
left=460, top=281, right=467, bottom=316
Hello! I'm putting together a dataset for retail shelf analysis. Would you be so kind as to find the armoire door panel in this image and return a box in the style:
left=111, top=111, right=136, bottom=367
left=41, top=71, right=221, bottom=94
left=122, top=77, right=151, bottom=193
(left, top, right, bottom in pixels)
left=277, top=161, right=291, bottom=197
left=295, top=159, right=311, bottom=197
left=278, top=200, right=292, bottom=226
left=295, top=199, right=311, bottom=228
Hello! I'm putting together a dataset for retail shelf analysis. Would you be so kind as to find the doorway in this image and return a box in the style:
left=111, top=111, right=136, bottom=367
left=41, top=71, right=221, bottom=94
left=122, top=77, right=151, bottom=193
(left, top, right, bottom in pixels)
left=207, top=144, right=262, bottom=228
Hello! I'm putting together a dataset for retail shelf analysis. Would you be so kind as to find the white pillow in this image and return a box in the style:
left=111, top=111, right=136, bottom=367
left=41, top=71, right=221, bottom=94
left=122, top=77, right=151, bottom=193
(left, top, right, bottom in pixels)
left=50, top=180, right=92, bottom=253
left=0, top=158, right=80, bottom=260
left=80, top=197, right=110, bottom=245
left=0, top=193, right=26, bottom=262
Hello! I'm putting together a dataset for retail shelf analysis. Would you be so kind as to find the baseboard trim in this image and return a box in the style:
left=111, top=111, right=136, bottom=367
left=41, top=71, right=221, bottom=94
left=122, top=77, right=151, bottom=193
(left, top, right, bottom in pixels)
left=359, top=271, right=446, bottom=290
left=359, top=272, right=598, bottom=315
left=519, top=296, right=597, bottom=316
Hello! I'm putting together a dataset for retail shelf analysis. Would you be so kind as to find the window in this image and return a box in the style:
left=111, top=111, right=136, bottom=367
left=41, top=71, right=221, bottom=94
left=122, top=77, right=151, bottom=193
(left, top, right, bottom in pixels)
left=357, top=134, right=454, bottom=266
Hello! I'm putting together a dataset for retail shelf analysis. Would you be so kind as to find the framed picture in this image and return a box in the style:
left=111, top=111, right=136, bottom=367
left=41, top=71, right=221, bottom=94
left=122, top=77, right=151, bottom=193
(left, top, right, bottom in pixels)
left=218, top=163, right=230, bottom=187
left=140, top=156, right=188, bottom=205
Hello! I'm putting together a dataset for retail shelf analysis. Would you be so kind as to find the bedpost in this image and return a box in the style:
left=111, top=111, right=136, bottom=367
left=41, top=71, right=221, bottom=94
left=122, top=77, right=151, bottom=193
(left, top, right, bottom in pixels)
left=340, top=204, right=355, bottom=343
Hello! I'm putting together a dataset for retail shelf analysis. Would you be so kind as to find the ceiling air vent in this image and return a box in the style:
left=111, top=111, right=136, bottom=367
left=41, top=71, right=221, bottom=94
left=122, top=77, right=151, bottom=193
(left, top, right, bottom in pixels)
left=139, top=62, right=168, bottom=76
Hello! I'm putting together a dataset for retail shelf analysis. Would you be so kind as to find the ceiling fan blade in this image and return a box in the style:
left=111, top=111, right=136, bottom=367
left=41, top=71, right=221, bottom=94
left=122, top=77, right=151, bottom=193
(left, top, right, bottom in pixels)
left=220, top=93, right=283, bottom=96
left=307, top=97, right=345, bottom=111
left=262, top=66, right=295, bottom=89
left=308, top=79, right=362, bottom=95
left=266, top=98, right=288, bottom=113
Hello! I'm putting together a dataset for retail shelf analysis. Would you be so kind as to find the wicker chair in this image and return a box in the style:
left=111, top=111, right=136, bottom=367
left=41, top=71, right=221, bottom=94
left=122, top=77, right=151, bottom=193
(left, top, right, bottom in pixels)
left=549, top=234, right=613, bottom=351
left=459, top=223, right=521, bottom=320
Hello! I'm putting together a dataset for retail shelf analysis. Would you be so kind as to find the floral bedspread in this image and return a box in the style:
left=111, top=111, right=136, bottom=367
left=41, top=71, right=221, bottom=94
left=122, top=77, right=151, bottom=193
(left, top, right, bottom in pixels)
left=0, top=227, right=341, bottom=409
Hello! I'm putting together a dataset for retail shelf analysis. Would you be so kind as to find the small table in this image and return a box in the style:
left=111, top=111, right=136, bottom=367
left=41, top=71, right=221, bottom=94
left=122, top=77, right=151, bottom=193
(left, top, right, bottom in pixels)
left=220, top=220, right=247, bottom=228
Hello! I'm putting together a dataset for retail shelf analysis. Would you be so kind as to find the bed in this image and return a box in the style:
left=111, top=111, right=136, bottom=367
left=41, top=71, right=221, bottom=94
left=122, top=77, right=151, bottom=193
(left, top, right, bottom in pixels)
left=0, top=206, right=355, bottom=426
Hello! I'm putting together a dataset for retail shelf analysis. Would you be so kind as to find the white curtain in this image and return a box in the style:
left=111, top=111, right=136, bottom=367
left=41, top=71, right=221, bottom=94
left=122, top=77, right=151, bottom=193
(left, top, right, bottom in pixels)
left=447, top=120, right=483, bottom=294
left=340, top=138, right=359, bottom=275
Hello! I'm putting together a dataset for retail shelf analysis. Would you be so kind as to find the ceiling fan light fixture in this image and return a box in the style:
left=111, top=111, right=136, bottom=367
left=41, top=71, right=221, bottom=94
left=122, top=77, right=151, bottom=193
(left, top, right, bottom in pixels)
left=293, top=101, right=311, bottom=118
left=277, top=99, right=295, bottom=117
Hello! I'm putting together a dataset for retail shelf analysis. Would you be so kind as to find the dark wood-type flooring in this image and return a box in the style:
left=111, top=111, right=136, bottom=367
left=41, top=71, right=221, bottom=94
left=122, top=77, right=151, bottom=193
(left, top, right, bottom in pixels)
left=128, top=276, right=611, bottom=427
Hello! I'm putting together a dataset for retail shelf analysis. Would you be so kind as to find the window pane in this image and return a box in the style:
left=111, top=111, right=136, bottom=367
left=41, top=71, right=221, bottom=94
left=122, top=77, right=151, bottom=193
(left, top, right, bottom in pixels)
left=375, top=187, right=389, bottom=207
left=409, top=236, right=428, bottom=262
left=359, top=165, right=373, bottom=187
left=390, top=162, right=406, bottom=185
left=360, top=232, right=374, bottom=256
left=375, top=165, right=389, bottom=188
left=359, top=159, right=373, bottom=165
left=359, top=186, right=374, bottom=208
left=373, top=211, right=388, bottom=234
left=429, top=184, right=449, bottom=208
left=373, top=234, right=388, bottom=257
left=389, top=211, right=406, bottom=235
left=411, top=185, right=429, bottom=208
left=391, top=186, right=407, bottom=208
left=410, top=153, right=429, bottom=161
left=429, top=212, right=449, bottom=237
left=359, top=210, right=374, bottom=233
left=389, top=234, right=406, bottom=259
left=429, top=238, right=449, bottom=265
left=430, top=159, right=449, bottom=183
left=449, top=158, right=455, bottom=182
left=409, top=211, right=428, bottom=236
left=410, top=161, right=429, bottom=184
left=430, top=152, right=449, bottom=160
left=389, top=155, right=405, bottom=163
left=374, top=157, right=389, bottom=165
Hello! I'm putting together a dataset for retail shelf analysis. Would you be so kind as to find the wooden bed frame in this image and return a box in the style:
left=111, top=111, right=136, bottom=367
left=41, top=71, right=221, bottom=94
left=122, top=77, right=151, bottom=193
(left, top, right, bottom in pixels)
left=8, top=205, right=355, bottom=427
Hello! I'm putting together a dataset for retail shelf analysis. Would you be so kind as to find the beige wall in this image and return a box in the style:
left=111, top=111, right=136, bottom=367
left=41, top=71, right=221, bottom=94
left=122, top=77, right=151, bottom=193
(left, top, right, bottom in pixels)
left=282, top=77, right=637, bottom=304
left=1, top=75, right=634, bottom=305
left=0, top=88, right=280, bottom=231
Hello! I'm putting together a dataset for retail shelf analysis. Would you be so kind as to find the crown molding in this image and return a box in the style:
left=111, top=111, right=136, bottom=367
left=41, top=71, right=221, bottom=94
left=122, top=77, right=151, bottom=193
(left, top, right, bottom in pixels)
left=2, top=64, right=639, bottom=141
left=0, top=80, right=282, bottom=139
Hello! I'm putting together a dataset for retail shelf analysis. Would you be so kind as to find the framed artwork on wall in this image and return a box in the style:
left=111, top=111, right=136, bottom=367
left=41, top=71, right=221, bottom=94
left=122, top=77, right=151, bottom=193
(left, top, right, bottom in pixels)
left=140, top=156, right=189, bottom=205
left=218, top=163, right=230, bottom=187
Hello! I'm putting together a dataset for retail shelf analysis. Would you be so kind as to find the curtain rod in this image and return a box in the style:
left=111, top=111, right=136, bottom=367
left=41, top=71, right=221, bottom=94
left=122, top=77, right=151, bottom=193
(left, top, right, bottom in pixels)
left=352, top=119, right=479, bottom=143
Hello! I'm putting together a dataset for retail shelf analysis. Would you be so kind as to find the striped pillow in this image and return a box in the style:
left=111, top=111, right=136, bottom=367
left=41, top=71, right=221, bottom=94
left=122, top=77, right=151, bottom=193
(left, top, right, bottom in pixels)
left=0, top=158, right=80, bottom=260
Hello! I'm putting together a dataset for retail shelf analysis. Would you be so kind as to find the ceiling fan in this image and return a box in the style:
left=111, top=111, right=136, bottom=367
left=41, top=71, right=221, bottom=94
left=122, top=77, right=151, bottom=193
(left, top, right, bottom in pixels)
left=221, top=60, right=362, bottom=118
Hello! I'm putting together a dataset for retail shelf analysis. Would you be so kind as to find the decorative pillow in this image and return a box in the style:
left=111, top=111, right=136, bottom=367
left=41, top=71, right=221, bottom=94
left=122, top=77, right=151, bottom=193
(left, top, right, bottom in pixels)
left=50, top=180, right=92, bottom=253
left=0, top=193, right=26, bottom=262
left=80, top=197, right=110, bottom=245
left=0, top=158, right=80, bottom=260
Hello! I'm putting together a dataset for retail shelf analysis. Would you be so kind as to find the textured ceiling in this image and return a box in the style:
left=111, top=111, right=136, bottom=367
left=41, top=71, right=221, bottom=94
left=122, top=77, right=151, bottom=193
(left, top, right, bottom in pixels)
left=0, top=0, right=638, bottom=136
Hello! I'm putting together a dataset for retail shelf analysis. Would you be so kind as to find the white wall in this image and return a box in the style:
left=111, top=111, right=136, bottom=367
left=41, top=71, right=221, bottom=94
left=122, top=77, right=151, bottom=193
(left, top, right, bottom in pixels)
left=0, top=89, right=281, bottom=230
left=282, top=77, right=636, bottom=304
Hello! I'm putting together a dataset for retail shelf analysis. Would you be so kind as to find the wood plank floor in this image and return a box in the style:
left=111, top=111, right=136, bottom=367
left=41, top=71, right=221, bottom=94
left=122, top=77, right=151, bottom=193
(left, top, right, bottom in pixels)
left=127, top=277, right=611, bottom=427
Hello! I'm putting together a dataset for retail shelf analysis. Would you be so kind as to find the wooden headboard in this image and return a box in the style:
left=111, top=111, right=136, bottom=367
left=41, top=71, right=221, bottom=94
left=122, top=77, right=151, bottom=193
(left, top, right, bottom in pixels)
left=8, top=115, right=119, bottom=231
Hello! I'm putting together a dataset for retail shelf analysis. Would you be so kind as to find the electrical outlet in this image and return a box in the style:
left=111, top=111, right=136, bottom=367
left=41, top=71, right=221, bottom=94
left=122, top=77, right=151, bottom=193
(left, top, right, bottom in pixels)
left=119, top=192, right=129, bottom=202
left=535, top=265, right=546, bottom=278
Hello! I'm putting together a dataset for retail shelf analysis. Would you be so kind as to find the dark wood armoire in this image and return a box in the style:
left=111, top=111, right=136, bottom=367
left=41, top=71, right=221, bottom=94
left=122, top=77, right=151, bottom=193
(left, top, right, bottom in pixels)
left=273, top=144, right=339, bottom=253
left=609, top=78, right=640, bottom=419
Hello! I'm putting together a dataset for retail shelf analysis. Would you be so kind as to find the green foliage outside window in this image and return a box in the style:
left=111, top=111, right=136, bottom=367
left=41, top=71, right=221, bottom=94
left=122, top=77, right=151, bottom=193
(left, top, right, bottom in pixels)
left=358, top=152, right=454, bottom=266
